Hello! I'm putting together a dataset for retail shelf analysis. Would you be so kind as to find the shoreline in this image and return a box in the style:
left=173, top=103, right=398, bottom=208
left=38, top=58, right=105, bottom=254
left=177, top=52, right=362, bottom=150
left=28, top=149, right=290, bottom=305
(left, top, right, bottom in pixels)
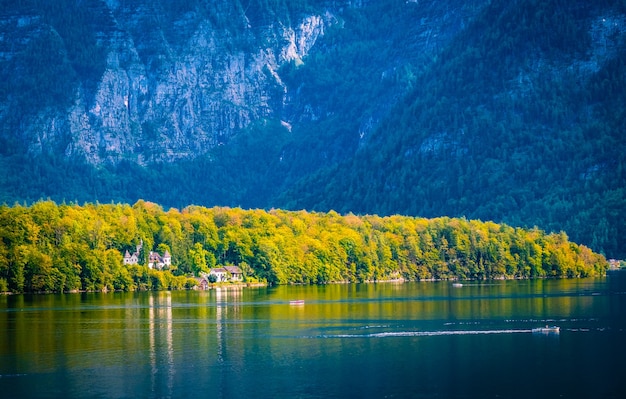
left=3, top=272, right=619, bottom=296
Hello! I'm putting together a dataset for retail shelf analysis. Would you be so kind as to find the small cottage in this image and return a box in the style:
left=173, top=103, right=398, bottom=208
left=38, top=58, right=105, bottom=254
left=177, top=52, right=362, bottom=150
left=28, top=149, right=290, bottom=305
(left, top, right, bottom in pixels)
left=194, top=276, right=209, bottom=290
left=209, top=267, right=228, bottom=282
left=224, top=266, right=243, bottom=281
left=208, top=266, right=243, bottom=282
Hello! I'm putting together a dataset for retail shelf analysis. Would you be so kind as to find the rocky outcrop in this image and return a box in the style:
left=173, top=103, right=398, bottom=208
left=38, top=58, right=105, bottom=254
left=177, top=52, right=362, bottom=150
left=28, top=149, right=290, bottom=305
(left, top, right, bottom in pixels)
left=1, top=0, right=335, bottom=165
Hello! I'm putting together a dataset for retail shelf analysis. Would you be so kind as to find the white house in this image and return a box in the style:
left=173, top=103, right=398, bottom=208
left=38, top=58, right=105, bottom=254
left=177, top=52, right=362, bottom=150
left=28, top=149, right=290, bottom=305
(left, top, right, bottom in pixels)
left=148, top=250, right=171, bottom=270
left=208, top=266, right=243, bottom=282
left=224, top=266, right=243, bottom=281
left=123, top=240, right=143, bottom=265
left=209, top=267, right=228, bottom=282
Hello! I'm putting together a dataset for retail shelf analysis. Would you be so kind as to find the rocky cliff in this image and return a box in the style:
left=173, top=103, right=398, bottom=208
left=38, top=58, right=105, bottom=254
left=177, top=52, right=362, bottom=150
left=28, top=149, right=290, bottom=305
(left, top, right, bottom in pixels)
left=1, top=0, right=335, bottom=165
left=1, top=0, right=491, bottom=167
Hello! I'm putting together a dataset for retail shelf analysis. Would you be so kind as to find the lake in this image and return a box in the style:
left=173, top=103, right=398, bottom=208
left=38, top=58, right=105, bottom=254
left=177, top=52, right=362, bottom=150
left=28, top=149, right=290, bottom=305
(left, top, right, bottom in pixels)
left=2, top=273, right=626, bottom=398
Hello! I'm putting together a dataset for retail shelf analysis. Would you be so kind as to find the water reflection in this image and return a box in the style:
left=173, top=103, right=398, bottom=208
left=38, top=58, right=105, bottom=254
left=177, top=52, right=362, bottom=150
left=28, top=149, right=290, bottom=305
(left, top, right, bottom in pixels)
left=148, top=292, right=173, bottom=397
left=214, top=286, right=243, bottom=398
left=215, top=288, right=224, bottom=364
left=1, top=277, right=625, bottom=398
left=215, top=286, right=243, bottom=363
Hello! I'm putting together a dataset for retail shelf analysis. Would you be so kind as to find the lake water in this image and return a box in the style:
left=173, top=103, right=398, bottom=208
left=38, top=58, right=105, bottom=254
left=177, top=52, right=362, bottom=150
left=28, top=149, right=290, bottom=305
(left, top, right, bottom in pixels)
left=2, top=273, right=626, bottom=398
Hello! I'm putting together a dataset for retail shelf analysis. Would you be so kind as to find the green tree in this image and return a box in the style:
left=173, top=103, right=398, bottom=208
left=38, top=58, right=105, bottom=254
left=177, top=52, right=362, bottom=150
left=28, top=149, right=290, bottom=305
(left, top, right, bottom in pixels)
left=189, top=242, right=209, bottom=275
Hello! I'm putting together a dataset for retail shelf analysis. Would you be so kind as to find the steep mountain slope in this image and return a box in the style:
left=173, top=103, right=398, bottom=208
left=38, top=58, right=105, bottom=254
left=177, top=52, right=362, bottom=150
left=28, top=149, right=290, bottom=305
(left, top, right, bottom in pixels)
left=280, top=0, right=626, bottom=258
left=1, top=0, right=332, bottom=164
left=1, top=0, right=487, bottom=204
left=0, top=0, right=624, bottom=258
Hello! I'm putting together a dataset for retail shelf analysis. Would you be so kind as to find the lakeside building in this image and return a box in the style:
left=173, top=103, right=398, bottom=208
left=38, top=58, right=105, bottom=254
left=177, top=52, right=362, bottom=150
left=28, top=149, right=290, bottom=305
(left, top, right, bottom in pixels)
left=194, top=276, right=210, bottom=290
left=208, top=266, right=244, bottom=282
left=194, top=266, right=245, bottom=290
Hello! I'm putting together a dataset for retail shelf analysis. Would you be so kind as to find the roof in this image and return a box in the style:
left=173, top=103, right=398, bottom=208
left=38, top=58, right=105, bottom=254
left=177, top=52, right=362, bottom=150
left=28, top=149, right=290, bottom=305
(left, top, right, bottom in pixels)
left=224, top=266, right=242, bottom=274
left=149, top=251, right=163, bottom=261
left=210, top=268, right=227, bottom=273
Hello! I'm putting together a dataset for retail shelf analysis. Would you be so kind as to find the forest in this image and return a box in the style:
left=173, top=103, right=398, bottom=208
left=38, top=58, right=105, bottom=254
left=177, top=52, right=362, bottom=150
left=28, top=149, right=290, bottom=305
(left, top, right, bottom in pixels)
left=0, top=200, right=608, bottom=294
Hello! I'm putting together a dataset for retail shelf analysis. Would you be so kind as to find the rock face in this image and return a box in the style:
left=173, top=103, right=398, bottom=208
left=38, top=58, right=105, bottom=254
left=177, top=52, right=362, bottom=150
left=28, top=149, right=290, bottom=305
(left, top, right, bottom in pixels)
left=1, top=0, right=491, bottom=168
left=1, top=0, right=334, bottom=165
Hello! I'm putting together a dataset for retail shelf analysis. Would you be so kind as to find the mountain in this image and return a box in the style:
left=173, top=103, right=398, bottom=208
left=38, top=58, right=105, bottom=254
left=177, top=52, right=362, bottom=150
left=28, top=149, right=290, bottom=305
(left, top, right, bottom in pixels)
left=0, top=0, right=625, bottom=258
left=1, top=0, right=334, bottom=164
left=280, top=0, right=626, bottom=259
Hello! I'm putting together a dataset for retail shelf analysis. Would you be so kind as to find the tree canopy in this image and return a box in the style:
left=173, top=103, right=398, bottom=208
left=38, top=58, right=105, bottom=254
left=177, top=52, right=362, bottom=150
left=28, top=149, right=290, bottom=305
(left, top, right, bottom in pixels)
left=0, top=200, right=607, bottom=294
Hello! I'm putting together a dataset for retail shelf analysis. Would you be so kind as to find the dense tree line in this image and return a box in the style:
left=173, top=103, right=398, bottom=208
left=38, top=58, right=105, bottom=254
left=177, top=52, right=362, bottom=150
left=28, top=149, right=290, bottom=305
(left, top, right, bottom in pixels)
left=0, top=201, right=607, bottom=293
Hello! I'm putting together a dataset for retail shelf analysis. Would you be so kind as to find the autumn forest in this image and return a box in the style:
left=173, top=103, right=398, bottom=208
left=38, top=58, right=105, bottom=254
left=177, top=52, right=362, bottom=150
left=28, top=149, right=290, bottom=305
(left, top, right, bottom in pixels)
left=0, top=200, right=608, bottom=294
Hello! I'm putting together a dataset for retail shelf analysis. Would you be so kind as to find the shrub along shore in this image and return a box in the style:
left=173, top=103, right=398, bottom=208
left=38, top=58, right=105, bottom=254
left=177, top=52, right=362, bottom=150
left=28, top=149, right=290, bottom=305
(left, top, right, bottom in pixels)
left=0, top=201, right=607, bottom=294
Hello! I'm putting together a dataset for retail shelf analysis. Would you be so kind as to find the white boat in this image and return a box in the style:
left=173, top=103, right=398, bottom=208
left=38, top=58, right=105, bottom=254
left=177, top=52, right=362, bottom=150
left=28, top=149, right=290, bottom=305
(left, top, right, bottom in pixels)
left=289, top=300, right=305, bottom=305
left=452, top=283, right=463, bottom=287
left=532, top=325, right=560, bottom=334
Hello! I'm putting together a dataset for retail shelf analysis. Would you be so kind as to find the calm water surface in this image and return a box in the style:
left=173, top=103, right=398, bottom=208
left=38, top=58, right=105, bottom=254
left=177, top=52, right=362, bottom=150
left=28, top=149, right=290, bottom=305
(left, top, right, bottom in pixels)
left=2, top=273, right=626, bottom=398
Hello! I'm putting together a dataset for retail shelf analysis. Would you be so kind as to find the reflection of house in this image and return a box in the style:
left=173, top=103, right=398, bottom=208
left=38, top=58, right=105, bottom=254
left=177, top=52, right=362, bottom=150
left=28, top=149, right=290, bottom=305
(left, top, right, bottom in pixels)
left=123, top=240, right=143, bottom=265
left=148, top=251, right=171, bottom=270
left=209, top=266, right=243, bottom=282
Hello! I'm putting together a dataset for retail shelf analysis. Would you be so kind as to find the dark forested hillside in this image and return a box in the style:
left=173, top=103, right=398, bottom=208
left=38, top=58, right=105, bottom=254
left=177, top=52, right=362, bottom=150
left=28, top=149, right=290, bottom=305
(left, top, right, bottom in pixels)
left=279, top=0, right=626, bottom=259
left=1, top=0, right=625, bottom=259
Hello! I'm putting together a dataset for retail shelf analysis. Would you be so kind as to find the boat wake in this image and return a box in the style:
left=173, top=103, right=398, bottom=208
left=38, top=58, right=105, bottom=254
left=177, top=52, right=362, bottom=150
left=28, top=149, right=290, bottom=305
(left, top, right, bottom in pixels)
left=0, top=373, right=27, bottom=378
left=316, top=329, right=531, bottom=338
